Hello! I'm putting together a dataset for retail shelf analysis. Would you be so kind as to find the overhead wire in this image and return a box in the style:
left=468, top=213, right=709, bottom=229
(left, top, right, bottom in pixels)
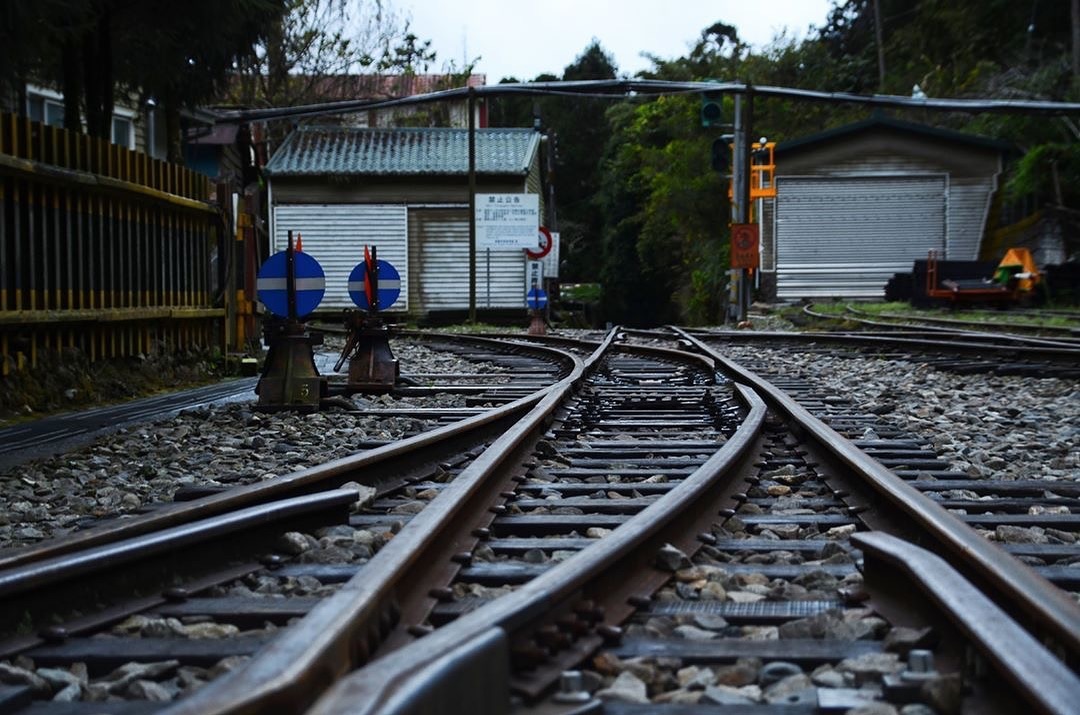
left=209, top=78, right=1080, bottom=124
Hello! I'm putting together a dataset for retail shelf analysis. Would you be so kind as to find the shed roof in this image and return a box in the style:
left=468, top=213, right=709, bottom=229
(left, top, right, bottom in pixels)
left=777, top=115, right=1012, bottom=155
left=265, top=126, right=540, bottom=177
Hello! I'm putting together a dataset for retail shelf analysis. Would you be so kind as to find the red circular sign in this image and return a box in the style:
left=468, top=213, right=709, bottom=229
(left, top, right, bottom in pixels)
left=526, top=227, right=553, bottom=260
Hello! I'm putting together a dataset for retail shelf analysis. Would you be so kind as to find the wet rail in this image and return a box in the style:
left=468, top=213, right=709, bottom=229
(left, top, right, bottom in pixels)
left=802, top=304, right=1080, bottom=350
left=838, top=304, right=1080, bottom=342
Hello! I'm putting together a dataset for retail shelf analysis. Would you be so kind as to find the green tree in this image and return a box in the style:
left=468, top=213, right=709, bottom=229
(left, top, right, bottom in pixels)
left=376, top=24, right=435, bottom=73
left=485, top=45, right=618, bottom=283
left=228, top=0, right=415, bottom=108
left=1, top=0, right=287, bottom=153
left=817, top=0, right=1079, bottom=212
left=598, top=95, right=729, bottom=325
left=119, top=0, right=288, bottom=158
left=487, top=74, right=557, bottom=129
left=546, top=42, right=618, bottom=283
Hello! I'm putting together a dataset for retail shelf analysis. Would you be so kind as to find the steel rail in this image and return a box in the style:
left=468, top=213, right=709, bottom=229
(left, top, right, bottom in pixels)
left=158, top=335, right=596, bottom=715
left=804, top=304, right=1080, bottom=349
left=674, top=327, right=1080, bottom=660
left=0, top=489, right=358, bottom=598
left=843, top=305, right=1080, bottom=339
left=854, top=532, right=1080, bottom=715
left=0, top=336, right=575, bottom=571
left=304, top=385, right=768, bottom=715
left=690, top=326, right=1080, bottom=363
left=0, top=489, right=362, bottom=659
left=474, top=331, right=604, bottom=353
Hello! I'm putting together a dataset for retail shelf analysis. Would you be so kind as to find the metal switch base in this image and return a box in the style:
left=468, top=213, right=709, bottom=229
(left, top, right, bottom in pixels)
left=256, top=321, right=325, bottom=412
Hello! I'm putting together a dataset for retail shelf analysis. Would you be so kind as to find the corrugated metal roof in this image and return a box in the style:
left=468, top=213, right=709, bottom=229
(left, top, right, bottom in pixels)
left=265, top=126, right=539, bottom=177
left=777, top=115, right=1012, bottom=156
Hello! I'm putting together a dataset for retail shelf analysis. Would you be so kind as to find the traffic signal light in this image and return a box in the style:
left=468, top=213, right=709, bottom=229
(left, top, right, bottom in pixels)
left=701, top=92, right=723, bottom=128
left=710, top=137, right=729, bottom=173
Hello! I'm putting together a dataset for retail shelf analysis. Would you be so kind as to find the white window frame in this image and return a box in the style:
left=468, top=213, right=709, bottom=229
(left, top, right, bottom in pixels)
left=26, top=85, right=67, bottom=128
left=27, top=83, right=138, bottom=150
left=111, top=108, right=136, bottom=150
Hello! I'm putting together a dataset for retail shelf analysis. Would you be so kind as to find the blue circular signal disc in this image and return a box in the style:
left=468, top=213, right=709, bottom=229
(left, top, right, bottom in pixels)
left=256, top=250, right=326, bottom=318
left=526, top=287, right=548, bottom=310
left=348, top=259, right=402, bottom=310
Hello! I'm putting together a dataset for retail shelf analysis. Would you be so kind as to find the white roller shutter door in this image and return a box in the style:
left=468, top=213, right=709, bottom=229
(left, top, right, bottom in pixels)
left=410, top=209, right=526, bottom=311
left=775, top=176, right=946, bottom=299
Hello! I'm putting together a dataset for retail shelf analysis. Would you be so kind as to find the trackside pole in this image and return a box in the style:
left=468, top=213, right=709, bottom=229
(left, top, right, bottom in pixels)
left=730, top=89, right=753, bottom=323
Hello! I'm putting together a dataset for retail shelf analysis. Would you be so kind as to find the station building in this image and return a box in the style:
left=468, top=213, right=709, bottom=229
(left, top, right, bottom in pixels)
left=263, top=124, right=551, bottom=319
left=758, top=116, right=1010, bottom=300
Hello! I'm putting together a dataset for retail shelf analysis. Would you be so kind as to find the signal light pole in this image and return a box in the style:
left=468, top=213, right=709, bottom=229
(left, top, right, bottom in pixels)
left=730, top=88, right=753, bottom=323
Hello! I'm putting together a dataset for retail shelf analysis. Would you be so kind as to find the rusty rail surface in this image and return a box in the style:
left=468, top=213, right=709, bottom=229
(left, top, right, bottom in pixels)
left=675, top=327, right=1080, bottom=661
left=840, top=303, right=1080, bottom=340
left=0, top=490, right=358, bottom=598
left=0, top=335, right=576, bottom=571
left=0, top=489, right=360, bottom=657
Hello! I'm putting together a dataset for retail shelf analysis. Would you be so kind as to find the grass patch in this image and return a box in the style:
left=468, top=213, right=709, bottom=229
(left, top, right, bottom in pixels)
left=848, top=302, right=1080, bottom=329
left=0, top=347, right=226, bottom=426
left=559, top=283, right=602, bottom=303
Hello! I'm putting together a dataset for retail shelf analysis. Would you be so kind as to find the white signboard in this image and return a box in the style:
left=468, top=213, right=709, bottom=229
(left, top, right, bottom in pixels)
left=476, top=193, right=539, bottom=250
left=542, top=231, right=560, bottom=278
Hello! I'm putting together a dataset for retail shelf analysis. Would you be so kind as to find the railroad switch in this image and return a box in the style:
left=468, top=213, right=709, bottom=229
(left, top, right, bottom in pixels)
left=335, top=311, right=398, bottom=394
left=882, top=649, right=942, bottom=703
left=255, top=318, right=326, bottom=412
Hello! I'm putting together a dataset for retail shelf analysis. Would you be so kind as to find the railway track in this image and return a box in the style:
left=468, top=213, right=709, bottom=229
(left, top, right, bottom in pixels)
left=803, top=304, right=1080, bottom=350
left=690, top=321, right=1080, bottom=379
left=0, top=335, right=573, bottom=705
left=839, top=304, right=1080, bottom=341
left=0, top=330, right=1076, bottom=714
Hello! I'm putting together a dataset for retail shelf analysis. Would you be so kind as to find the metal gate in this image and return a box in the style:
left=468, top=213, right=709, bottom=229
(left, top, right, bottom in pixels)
left=775, top=175, right=946, bottom=299
left=272, top=204, right=408, bottom=311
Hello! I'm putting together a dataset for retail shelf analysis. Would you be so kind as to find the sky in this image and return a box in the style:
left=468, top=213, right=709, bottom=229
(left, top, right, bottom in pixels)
left=398, top=0, right=836, bottom=81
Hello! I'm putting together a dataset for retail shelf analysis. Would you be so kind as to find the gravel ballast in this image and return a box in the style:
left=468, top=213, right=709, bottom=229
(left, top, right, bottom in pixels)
left=0, top=339, right=509, bottom=551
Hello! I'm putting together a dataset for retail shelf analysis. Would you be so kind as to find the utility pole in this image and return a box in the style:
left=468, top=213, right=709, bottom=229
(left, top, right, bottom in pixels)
left=729, top=88, right=753, bottom=323
left=873, top=0, right=886, bottom=92
left=1072, top=0, right=1079, bottom=82
left=467, top=87, right=477, bottom=323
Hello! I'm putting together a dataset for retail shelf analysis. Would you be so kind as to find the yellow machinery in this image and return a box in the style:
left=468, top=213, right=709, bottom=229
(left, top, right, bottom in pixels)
left=926, top=248, right=1041, bottom=304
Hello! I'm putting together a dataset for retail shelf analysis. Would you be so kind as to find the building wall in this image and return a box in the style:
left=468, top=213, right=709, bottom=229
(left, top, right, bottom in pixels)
left=272, top=204, right=410, bottom=311
left=269, top=168, right=541, bottom=316
left=772, top=174, right=947, bottom=299
left=760, top=130, right=1002, bottom=299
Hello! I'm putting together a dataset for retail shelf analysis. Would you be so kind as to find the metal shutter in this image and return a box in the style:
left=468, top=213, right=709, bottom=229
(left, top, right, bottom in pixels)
left=775, top=175, right=946, bottom=299
left=409, top=209, right=527, bottom=312
left=272, top=204, right=408, bottom=311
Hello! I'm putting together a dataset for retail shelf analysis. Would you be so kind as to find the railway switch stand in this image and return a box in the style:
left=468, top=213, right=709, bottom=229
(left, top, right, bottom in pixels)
left=255, top=318, right=326, bottom=412
left=336, top=311, right=398, bottom=393
left=254, top=231, right=328, bottom=412
left=336, top=246, right=399, bottom=394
